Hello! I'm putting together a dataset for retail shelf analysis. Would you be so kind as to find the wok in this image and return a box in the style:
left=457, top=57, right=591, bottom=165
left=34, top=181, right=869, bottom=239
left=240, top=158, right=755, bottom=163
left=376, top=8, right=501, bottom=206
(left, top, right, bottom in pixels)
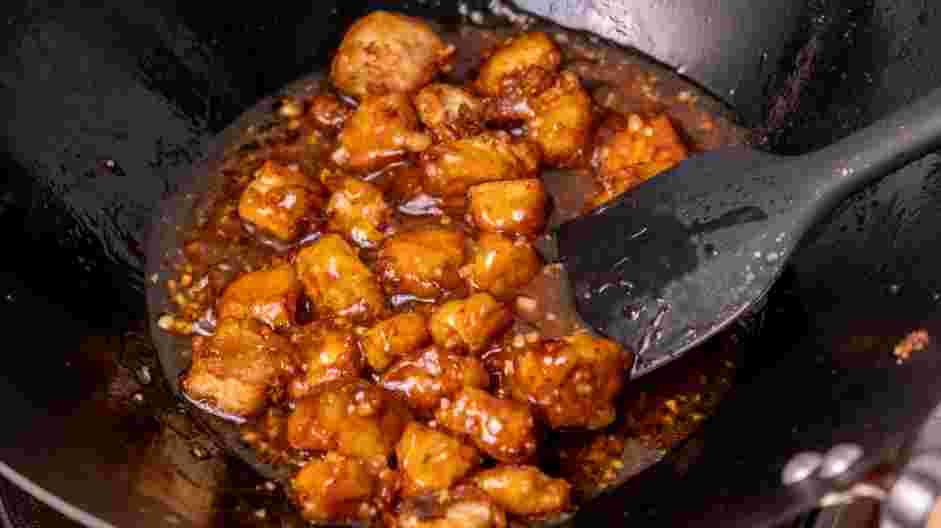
left=2, top=1, right=941, bottom=527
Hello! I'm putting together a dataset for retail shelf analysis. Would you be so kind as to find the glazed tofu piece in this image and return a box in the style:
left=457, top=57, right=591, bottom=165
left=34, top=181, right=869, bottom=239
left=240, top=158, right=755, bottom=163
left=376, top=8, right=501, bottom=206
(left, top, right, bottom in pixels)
left=381, top=346, right=490, bottom=415
left=325, top=177, right=391, bottom=248
left=396, top=422, right=481, bottom=496
left=590, top=113, right=689, bottom=207
left=333, top=93, right=432, bottom=171
left=377, top=227, right=466, bottom=300
left=182, top=318, right=293, bottom=418
left=509, top=333, right=630, bottom=430
left=287, top=379, right=411, bottom=462
left=237, top=161, right=324, bottom=241
left=464, top=233, right=542, bottom=300
left=467, top=179, right=547, bottom=236
left=414, top=83, right=483, bottom=142
left=527, top=71, right=594, bottom=167
left=217, top=263, right=301, bottom=329
left=429, top=293, right=512, bottom=353
left=435, top=387, right=538, bottom=463
left=330, top=11, right=455, bottom=98
left=308, top=94, right=353, bottom=130
left=473, top=465, right=571, bottom=518
left=291, top=452, right=377, bottom=523
left=288, top=324, right=363, bottom=399
left=295, top=234, right=385, bottom=322
left=395, top=485, right=507, bottom=528
left=421, top=132, right=540, bottom=198
left=361, top=312, right=430, bottom=371
left=475, top=32, right=561, bottom=97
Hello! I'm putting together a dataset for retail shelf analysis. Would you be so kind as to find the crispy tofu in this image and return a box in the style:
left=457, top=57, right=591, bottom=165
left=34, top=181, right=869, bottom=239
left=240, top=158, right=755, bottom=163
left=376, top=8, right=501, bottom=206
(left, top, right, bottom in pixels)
left=429, top=293, right=512, bottom=353
left=381, top=346, right=490, bottom=415
left=237, top=161, right=324, bottom=241
left=295, top=234, right=385, bottom=323
left=377, top=227, right=466, bottom=300
left=287, top=379, right=411, bottom=462
left=465, top=233, right=542, bottom=299
left=361, top=312, right=430, bottom=371
left=331, top=11, right=455, bottom=98
left=333, top=93, right=432, bottom=171
left=435, top=387, right=538, bottom=463
left=510, top=333, right=629, bottom=429
left=396, top=422, right=480, bottom=496
left=467, top=179, right=547, bottom=236
left=182, top=318, right=293, bottom=418
left=217, top=263, right=301, bottom=329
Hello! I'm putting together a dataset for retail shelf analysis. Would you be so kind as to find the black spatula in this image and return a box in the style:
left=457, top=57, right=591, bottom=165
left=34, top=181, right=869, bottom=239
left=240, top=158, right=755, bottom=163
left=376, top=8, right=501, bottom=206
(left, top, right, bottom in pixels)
left=557, top=87, right=941, bottom=378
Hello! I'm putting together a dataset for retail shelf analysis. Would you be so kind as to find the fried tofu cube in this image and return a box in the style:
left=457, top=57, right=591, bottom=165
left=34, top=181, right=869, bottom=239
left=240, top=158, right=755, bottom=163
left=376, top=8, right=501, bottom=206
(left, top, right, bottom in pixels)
left=414, top=83, right=483, bottom=142
left=510, top=333, right=630, bottom=430
left=295, top=234, right=385, bottom=322
left=333, top=93, right=432, bottom=171
left=377, top=227, right=466, bottom=300
left=287, top=379, right=411, bottom=462
left=288, top=324, right=363, bottom=399
left=465, top=233, right=542, bottom=299
left=467, top=179, right=547, bottom=236
left=527, top=71, right=594, bottom=167
left=217, top=263, right=301, bottom=329
left=237, top=161, right=323, bottom=241
left=429, top=293, right=512, bottom=353
left=182, top=318, right=293, bottom=418
left=331, top=11, right=455, bottom=98
left=475, top=32, right=561, bottom=97
left=435, top=387, right=538, bottom=463
left=421, top=132, right=539, bottom=198
left=473, top=465, right=571, bottom=517
left=325, top=177, right=391, bottom=248
left=291, top=452, right=377, bottom=523
left=396, top=422, right=481, bottom=496
left=381, top=346, right=490, bottom=415
left=361, top=312, right=430, bottom=371
left=590, top=113, right=689, bottom=207
left=395, top=485, right=507, bottom=528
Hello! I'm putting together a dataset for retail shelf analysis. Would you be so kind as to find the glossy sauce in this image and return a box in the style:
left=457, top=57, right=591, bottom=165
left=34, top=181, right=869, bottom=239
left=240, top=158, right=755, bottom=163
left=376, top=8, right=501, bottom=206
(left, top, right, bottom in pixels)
left=156, top=17, right=749, bottom=526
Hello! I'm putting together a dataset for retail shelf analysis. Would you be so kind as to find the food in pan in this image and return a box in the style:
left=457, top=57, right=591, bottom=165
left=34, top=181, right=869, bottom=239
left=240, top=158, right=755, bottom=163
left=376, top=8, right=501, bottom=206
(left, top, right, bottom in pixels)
left=157, top=10, right=742, bottom=525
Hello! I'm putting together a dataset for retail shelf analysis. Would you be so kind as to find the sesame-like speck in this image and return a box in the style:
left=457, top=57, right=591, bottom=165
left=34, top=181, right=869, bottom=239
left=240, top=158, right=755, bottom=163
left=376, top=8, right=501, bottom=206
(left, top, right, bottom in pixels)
left=486, top=416, right=503, bottom=435
left=157, top=315, right=174, bottom=330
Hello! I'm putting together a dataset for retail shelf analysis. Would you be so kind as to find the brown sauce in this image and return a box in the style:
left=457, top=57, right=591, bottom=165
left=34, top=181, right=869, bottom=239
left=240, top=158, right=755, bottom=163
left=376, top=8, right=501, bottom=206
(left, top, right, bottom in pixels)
left=153, top=15, right=750, bottom=527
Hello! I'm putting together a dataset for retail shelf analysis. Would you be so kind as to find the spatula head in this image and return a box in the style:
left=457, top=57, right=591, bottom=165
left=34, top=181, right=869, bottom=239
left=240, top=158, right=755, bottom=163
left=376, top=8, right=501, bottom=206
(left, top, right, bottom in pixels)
left=556, top=147, right=802, bottom=377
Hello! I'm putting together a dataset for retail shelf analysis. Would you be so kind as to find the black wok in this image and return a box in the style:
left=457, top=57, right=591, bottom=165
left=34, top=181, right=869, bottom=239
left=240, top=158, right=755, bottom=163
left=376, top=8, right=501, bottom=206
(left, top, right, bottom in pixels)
left=2, top=1, right=941, bottom=527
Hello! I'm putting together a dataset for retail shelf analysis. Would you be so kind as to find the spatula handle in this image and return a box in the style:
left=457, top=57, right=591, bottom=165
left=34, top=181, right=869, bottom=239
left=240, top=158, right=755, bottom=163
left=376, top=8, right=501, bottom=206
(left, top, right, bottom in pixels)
left=801, top=86, right=941, bottom=216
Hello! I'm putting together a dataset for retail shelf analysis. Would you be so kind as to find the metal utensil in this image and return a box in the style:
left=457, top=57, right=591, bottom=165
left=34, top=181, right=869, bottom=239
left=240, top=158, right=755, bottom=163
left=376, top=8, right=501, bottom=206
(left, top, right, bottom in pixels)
left=556, top=86, right=941, bottom=378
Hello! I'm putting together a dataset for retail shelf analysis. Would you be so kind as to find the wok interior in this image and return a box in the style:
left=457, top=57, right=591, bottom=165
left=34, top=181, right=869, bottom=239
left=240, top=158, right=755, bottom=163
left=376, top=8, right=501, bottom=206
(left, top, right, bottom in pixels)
left=3, top=1, right=941, bottom=527
left=148, top=13, right=754, bottom=527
